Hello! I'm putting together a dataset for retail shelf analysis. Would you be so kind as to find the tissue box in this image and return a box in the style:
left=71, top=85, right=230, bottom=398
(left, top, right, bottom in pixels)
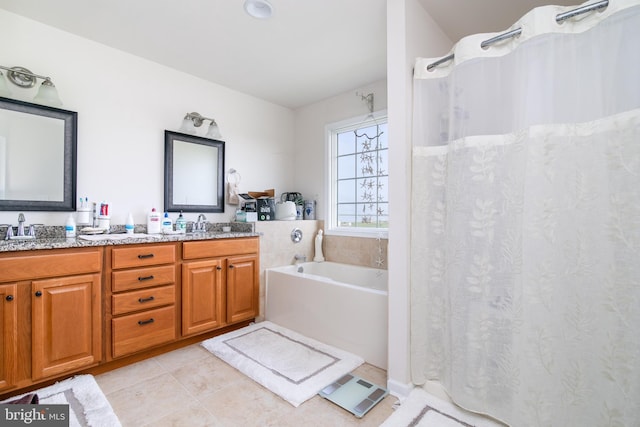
left=257, top=197, right=276, bottom=221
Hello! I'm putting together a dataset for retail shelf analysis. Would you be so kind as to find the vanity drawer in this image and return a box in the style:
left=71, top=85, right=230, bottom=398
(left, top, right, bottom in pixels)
left=183, top=238, right=259, bottom=260
left=111, top=265, right=175, bottom=292
left=111, top=244, right=175, bottom=269
left=0, top=248, right=102, bottom=282
left=112, top=306, right=176, bottom=358
left=112, top=285, right=175, bottom=315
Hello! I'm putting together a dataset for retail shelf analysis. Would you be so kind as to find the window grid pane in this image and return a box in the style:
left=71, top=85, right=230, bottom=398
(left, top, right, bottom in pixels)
left=335, top=121, right=388, bottom=229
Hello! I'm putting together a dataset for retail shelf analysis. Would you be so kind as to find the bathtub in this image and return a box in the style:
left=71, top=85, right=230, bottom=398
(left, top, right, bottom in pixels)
left=265, top=262, right=388, bottom=369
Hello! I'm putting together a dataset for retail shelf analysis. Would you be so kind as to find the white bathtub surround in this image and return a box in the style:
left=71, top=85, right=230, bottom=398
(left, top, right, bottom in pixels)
left=265, top=262, right=388, bottom=369
left=200, top=321, right=364, bottom=407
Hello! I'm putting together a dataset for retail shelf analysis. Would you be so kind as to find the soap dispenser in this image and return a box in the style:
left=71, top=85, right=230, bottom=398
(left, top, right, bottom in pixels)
left=176, top=211, right=187, bottom=234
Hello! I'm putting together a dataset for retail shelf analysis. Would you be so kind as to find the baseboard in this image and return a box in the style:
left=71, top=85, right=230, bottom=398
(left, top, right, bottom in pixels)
left=386, top=378, right=413, bottom=400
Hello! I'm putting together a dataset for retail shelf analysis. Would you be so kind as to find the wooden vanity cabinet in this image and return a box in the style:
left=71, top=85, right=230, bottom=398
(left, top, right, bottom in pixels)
left=107, top=243, right=177, bottom=359
left=0, top=283, right=17, bottom=391
left=0, top=248, right=102, bottom=392
left=182, top=237, right=259, bottom=336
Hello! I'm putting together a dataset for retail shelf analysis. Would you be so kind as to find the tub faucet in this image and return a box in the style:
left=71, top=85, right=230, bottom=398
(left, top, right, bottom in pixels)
left=294, top=254, right=307, bottom=263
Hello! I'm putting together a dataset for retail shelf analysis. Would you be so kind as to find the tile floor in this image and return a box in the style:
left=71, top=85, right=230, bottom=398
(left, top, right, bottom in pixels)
left=95, top=343, right=398, bottom=427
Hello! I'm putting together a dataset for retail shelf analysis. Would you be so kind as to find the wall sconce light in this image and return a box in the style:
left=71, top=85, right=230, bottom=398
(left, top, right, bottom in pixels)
left=0, top=65, right=63, bottom=107
left=179, top=112, right=223, bottom=140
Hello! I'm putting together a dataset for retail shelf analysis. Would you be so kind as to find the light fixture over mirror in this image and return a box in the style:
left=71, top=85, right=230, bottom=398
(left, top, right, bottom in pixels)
left=0, top=65, right=63, bottom=107
left=179, top=111, right=223, bottom=140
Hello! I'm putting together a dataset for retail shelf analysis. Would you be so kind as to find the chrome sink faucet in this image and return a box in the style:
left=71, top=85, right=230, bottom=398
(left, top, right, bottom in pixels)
left=193, top=213, right=207, bottom=232
left=17, top=213, right=26, bottom=237
left=3, top=214, right=39, bottom=240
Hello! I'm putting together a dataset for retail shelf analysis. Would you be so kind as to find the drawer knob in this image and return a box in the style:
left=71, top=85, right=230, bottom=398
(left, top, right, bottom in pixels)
left=137, top=253, right=155, bottom=259
left=138, top=275, right=155, bottom=282
left=35, top=291, right=42, bottom=297
left=138, top=318, right=155, bottom=326
left=138, top=296, right=155, bottom=303
left=5, top=295, right=13, bottom=301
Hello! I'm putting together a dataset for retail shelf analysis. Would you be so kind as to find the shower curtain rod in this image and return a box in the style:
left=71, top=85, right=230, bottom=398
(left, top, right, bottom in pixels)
left=426, top=0, right=609, bottom=71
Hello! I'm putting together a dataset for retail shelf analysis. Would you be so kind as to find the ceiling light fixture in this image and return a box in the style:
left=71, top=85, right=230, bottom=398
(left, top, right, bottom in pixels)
left=0, top=65, right=63, bottom=107
left=244, top=0, right=273, bottom=19
left=179, top=112, right=223, bottom=140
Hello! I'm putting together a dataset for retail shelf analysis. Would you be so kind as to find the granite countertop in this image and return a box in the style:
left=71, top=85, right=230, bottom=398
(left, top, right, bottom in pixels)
left=0, top=223, right=259, bottom=253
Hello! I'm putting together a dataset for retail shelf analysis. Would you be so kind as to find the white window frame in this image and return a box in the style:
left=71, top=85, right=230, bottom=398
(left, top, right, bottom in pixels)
left=324, top=110, right=388, bottom=239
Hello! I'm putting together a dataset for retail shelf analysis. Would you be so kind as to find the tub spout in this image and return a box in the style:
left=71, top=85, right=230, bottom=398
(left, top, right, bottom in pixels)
left=294, top=254, right=307, bottom=263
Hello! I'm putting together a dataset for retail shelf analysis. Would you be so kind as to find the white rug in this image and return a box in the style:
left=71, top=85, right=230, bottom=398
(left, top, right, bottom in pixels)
left=1, top=375, right=121, bottom=427
left=201, top=321, right=364, bottom=407
left=381, top=387, right=504, bottom=427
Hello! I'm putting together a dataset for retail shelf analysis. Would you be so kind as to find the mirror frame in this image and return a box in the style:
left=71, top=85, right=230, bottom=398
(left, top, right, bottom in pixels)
left=164, top=130, right=225, bottom=213
left=0, top=96, right=77, bottom=211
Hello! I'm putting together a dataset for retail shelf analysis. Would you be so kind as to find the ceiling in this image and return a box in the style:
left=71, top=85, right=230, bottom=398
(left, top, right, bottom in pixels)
left=0, top=0, right=579, bottom=109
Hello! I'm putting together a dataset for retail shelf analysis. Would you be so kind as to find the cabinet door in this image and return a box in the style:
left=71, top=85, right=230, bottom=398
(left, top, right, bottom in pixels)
left=0, top=283, right=17, bottom=391
left=31, top=274, right=101, bottom=380
left=226, top=254, right=259, bottom=324
left=182, top=259, right=224, bottom=336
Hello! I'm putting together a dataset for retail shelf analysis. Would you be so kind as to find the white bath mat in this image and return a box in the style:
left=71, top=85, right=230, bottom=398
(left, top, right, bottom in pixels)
left=201, top=321, right=364, bottom=407
left=381, top=387, right=504, bottom=427
left=1, top=374, right=121, bottom=427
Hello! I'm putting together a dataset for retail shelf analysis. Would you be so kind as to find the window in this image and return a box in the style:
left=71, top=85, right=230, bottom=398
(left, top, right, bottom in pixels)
left=326, top=112, right=388, bottom=237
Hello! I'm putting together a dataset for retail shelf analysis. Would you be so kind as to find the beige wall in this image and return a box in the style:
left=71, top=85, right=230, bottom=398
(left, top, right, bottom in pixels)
left=324, top=235, right=388, bottom=270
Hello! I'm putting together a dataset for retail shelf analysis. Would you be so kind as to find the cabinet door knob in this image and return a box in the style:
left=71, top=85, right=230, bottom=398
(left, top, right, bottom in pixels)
left=229, top=265, right=235, bottom=269
left=216, top=265, right=222, bottom=271
left=35, top=291, right=42, bottom=297
left=5, top=295, right=13, bottom=301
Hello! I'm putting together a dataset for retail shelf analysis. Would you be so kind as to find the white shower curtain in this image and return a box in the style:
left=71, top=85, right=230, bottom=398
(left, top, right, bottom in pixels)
left=410, top=1, right=640, bottom=426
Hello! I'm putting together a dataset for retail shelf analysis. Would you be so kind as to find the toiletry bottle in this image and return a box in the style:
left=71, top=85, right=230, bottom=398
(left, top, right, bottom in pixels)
left=161, top=212, right=173, bottom=233
left=314, top=229, right=325, bottom=262
left=176, top=211, right=187, bottom=234
left=65, top=214, right=76, bottom=238
left=147, top=208, right=161, bottom=234
left=125, top=213, right=135, bottom=234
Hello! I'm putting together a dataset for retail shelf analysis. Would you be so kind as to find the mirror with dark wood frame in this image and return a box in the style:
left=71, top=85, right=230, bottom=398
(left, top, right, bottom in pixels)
left=0, top=97, right=77, bottom=211
left=164, top=130, right=225, bottom=213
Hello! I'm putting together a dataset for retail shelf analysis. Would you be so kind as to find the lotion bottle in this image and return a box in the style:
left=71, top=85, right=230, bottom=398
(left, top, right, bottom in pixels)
left=161, top=212, right=173, bottom=233
left=314, top=229, right=325, bottom=262
left=125, top=213, right=135, bottom=234
left=147, top=208, right=161, bottom=234
left=65, top=214, right=76, bottom=238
